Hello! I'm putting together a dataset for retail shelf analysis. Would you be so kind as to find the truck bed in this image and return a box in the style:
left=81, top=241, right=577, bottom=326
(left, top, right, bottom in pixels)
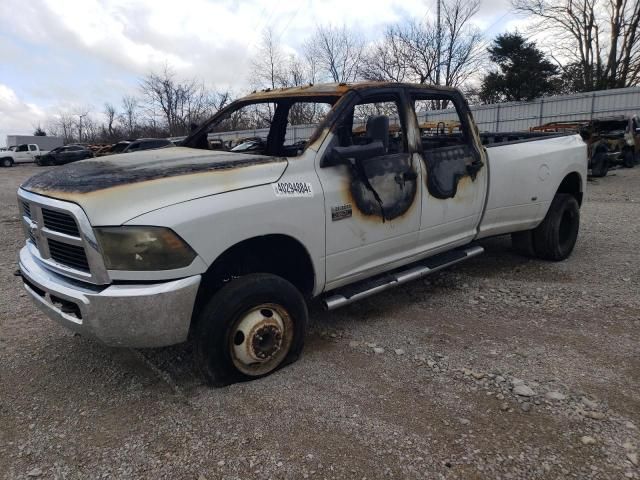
left=477, top=133, right=587, bottom=238
left=420, top=131, right=575, bottom=153
left=481, top=131, right=573, bottom=147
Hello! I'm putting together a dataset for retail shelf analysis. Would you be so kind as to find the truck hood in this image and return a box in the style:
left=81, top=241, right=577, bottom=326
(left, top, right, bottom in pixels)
left=21, top=147, right=288, bottom=225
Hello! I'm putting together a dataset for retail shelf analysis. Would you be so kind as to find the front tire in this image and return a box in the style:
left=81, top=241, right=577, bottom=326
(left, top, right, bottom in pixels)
left=194, top=273, right=307, bottom=387
left=532, top=194, right=580, bottom=261
left=1, top=158, right=13, bottom=167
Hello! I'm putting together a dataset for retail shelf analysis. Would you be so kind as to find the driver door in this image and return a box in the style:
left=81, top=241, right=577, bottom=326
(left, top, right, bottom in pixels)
left=316, top=91, right=421, bottom=290
left=14, top=145, right=31, bottom=163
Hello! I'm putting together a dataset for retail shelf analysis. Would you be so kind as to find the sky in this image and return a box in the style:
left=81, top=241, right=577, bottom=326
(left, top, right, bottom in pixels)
left=0, top=0, right=526, bottom=145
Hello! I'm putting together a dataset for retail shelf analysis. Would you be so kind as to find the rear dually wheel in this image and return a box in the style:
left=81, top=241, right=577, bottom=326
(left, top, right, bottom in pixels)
left=512, top=193, right=580, bottom=261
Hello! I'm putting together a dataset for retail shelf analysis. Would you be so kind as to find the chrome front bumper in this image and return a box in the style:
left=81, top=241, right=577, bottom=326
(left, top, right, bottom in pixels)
left=19, top=246, right=201, bottom=347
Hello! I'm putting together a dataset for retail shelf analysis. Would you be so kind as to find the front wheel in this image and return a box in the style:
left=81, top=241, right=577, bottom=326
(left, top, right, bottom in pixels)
left=194, top=273, right=307, bottom=387
left=1, top=158, right=13, bottom=167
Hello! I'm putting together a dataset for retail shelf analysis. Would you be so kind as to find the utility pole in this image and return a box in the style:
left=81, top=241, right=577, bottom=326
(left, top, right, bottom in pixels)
left=436, top=0, right=442, bottom=109
left=436, top=0, right=441, bottom=87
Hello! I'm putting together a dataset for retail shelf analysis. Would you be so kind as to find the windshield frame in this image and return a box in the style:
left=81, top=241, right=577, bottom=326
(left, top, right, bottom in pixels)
left=181, top=94, right=347, bottom=153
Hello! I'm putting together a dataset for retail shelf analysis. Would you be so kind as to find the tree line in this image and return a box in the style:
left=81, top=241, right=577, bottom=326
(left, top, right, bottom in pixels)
left=39, top=0, right=640, bottom=143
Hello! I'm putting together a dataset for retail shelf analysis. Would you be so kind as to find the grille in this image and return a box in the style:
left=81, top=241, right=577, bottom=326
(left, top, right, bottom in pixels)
left=42, top=208, right=80, bottom=237
left=48, top=238, right=90, bottom=271
left=19, top=190, right=109, bottom=284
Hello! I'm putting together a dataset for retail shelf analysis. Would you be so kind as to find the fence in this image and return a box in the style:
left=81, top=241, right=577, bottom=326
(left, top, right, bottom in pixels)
left=206, top=86, right=640, bottom=144
left=422, top=86, right=640, bottom=132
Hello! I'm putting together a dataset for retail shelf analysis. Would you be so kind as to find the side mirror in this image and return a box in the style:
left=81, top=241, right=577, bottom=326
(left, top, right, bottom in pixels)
left=321, top=140, right=386, bottom=168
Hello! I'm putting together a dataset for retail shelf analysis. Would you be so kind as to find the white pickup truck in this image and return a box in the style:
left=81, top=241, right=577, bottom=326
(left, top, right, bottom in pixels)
left=17, top=83, right=586, bottom=386
left=2, top=144, right=48, bottom=167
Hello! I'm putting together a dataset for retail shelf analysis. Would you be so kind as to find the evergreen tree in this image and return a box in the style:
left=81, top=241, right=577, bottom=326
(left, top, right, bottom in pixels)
left=480, top=33, right=560, bottom=103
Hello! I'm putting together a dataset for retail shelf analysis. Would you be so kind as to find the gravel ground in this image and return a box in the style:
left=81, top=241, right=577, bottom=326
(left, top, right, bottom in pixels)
left=1, top=164, right=639, bottom=480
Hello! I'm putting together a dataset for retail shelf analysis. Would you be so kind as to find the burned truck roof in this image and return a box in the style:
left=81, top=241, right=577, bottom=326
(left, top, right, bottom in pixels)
left=242, top=81, right=459, bottom=101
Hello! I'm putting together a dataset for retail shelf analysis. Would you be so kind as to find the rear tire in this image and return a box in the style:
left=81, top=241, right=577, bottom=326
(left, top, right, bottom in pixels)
left=194, top=273, right=307, bottom=387
left=590, top=151, right=608, bottom=177
left=511, top=230, right=536, bottom=257
left=623, top=149, right=636, bottom=168
left=532, top=194, right=580, bottom=261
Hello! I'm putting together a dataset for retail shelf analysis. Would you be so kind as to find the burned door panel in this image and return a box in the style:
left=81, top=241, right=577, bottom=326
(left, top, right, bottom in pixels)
left=411, top=92, right=488, bottom=252
left=413, top=96, right=483, bottom=200
left=350, top=153, right=417, bottom=220
left=318, top=90, right=421, bottom=288
left=422, top=145, right=473, bottom=200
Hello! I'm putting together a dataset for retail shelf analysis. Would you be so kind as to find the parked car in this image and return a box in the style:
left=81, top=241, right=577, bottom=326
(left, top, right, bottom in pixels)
left=230, top=137, right=265, bottom=153
left=579, top=115, right=640, bottom=176
left=109, top=141, right=132, bottom=154
left=533, top=116, right=640, bottom=177
left=1, top=143, right=48, bottom=167
left=37, top=145, right=94, bottom=166
left=122, top=138, right=173, bottom=153
left=17, top=82, right=586, bottom=387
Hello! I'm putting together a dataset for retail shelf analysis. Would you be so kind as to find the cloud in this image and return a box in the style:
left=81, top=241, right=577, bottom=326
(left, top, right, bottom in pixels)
left=0, top=84, right=48, bottom=145
left=0, top=0, right=521, bottom=140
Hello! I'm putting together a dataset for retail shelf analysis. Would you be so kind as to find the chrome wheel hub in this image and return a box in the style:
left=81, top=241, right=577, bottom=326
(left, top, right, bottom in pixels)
left=229, top=304, right=293, bottom=376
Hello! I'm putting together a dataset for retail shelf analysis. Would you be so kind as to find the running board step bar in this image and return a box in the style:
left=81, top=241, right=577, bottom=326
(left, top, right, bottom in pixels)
left=322, top=245, right=484, bottom=311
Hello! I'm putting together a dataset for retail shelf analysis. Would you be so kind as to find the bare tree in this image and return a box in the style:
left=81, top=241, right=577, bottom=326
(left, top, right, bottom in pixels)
left=45, top=120, right=60, bottom=138
left=512, top=0, right=640, bottom=90
left=440, top=0, right=484, bottom=87
left=210, top=91, right=232, bottom=112
left=56, top=113, right=77, bottom=144
left=360, top=0, right=483, bottom=92
left=79, top=115, right=99, bottom=143
left=251, top=28, right=287, bottom=89
left=304, top=25, right=365, bottom=82
left=360, top=34, right=413, bottom=82
left=250, top=28, right=319, bottom=92
left=140, top=66, right=220, bottom=136
left=104, top=102, right=118, bottom=140
left=120, top=95, right=139, bottom=138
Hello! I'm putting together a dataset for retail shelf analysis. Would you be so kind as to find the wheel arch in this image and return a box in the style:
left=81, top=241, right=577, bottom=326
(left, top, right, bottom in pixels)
left=556, top=171, right=583, bottom=206
left=191, top=234, right=316, bottom=329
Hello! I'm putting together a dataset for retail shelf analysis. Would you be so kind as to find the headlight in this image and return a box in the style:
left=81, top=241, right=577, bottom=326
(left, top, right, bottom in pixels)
left=95, top=226, right=196, bottom=271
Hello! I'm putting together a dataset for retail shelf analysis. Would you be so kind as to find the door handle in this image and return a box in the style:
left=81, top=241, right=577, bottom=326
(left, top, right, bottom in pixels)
left=402, top=170, right=418, bottom=181
left=466, top=159, right=483, bottom=176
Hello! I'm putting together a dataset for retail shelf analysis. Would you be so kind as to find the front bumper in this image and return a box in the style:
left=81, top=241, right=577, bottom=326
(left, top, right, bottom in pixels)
left=18, top=246, right=201, bottom=347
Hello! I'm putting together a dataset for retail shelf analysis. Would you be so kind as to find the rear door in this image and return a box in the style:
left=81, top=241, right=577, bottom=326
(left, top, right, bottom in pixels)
left=77, top=147, right=91, bottom=160
left=409, top=90, right=488, bottom=252
left=316, top=89, right=421, bottom=289
left=59, top=147, right=76, bottom=164
left=28, top=144, right=39, bottom=161
left=52, top=147, right=65, bottom=163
